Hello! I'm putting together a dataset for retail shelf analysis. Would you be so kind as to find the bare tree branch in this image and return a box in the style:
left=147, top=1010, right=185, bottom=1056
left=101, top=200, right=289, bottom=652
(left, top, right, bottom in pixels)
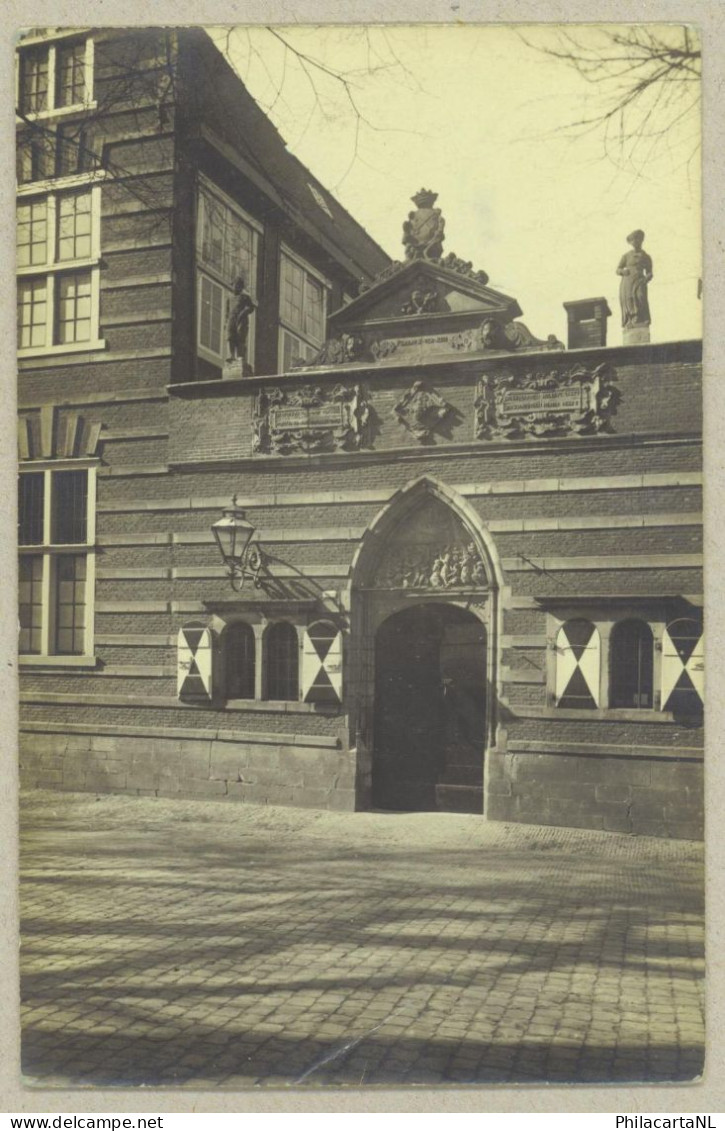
left=519, top=26, right=701, bottom=174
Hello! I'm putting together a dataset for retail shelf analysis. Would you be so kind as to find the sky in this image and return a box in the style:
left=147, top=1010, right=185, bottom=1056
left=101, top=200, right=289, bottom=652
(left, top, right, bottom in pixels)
left=210, top=23, right=702, bottom=347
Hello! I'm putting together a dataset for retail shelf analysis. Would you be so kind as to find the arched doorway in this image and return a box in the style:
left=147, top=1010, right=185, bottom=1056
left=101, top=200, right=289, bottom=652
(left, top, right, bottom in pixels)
left=373, top=603, right=487, bottom=813
left=349, top=475, right=502, bottom=814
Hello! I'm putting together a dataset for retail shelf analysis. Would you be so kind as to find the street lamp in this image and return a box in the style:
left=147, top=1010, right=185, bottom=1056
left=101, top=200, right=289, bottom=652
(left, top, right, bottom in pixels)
left=211, top=495, right=264, bottom=591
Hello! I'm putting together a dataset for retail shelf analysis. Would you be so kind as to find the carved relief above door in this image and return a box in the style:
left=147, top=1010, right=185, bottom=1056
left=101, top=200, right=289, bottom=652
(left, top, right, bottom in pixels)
left=367, top=495, right=489, bottom=591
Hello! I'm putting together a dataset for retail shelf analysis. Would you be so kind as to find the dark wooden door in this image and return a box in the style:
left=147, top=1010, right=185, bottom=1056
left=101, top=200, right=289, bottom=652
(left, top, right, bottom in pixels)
left=373, top=605, right=486, bottom=813
left=437, top=619, right=487, bottom=812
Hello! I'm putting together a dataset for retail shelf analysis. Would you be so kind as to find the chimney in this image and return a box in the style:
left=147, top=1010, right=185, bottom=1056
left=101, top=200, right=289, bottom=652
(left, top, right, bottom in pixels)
left=562, top=298, right=612, bottom=350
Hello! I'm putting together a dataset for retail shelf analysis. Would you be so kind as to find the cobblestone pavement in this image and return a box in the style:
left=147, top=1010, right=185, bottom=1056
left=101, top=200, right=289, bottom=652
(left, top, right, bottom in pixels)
left=20, top=789, right=704, bottom=1089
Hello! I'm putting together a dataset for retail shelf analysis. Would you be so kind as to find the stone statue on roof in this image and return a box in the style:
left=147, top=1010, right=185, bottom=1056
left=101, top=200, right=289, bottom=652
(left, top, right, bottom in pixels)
left=616, top=229, right=653, bottom=329
left=402, top=189, right=446, bottom=261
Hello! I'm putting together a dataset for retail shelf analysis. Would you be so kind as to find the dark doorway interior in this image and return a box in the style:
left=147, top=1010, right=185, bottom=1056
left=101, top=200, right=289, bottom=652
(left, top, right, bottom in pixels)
left=373, top=603, right=487, bottom=813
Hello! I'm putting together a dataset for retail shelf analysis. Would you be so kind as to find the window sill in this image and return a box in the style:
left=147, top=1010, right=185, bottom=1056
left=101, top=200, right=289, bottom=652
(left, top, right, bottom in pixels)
left=225, top=699, right=341, bottom=713
left=17, top=100, right=98, bottom=123
left=546, top=705, right=679, bottom=723
left=18, top=339, right=107, bottom=359
left=17, top=170, right=107, bottom=196
left=20, top=655, right=98, bottom=669
left=18, top=259, right=101, bottom=278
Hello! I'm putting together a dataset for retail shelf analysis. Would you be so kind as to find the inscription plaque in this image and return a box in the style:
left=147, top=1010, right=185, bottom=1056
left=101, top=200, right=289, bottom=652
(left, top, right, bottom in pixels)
left=475, top=363, right=619, bottom=441
left=253, top=383, right=373, bottom=455
left=500, top=386, right=590, bottom=416
left=270, top=404, right=346, bottom=432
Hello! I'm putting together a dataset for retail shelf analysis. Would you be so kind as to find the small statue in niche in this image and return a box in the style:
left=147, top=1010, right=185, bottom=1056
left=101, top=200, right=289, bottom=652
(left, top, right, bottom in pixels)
left=616, top=230, right=653, bottom=328
left=226, top=273, right=257, bottom=361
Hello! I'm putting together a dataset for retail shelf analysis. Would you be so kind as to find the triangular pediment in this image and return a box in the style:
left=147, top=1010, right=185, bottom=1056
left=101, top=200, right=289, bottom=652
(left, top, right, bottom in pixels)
left=330, top=258, right=522, bottom=330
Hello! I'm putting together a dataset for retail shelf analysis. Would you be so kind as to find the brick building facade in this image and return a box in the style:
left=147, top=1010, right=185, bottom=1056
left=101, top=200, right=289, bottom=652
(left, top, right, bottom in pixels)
left=17, top=28, right=704, bottom=838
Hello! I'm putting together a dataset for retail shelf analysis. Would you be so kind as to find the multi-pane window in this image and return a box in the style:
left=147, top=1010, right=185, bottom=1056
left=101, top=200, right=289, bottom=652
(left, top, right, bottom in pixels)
left=17, top=38, right=94, bottom=190
left=19, top=473, right=45, bottom=544
left=57, top=192, right=91, bottom=259
left=51, top=469, right=88, bottom=542
left=55, top=555, right=87, bottom=654
left=56, top=272, right=92, bottom=343
left=17, top=123, right=93, bottom=185
left=17, top=187, right=100, bottom=354
left=199, top=276, right=224, bottom=356
left=279, top=250, right=328, bottom=369
left=17, top=278, right=48, bottom=349
left=55, top=122, right=91, bottom=178
left=196, top=182, right=260, bottom=367
left=265, top=622, right=299, bottom=701
left=56, top=42, right=86, bottom=108
left=19, top=557, right=44, bottom=654
left=20, top=48, right=49, bottom=114
left=225, top=622, right=256, bottom=700
left=18, top=467, right=93, bottom=657
left=18, top=38, right=91, bottom=116
left=610, top=619, right=654, bottom=708
left=16, top=134, right=54, bottom=186
left=17, top=199, right=48, bottom=267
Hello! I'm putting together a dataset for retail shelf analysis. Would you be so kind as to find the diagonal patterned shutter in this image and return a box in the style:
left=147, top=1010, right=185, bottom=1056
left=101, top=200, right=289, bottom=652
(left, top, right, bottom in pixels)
left=302, top=620, right=343, bottom=704
left=662, top=618, right=704, bottom=712
left=555, top=619, right=600, bottom=708
left=177, top=622, right=214, bottom=701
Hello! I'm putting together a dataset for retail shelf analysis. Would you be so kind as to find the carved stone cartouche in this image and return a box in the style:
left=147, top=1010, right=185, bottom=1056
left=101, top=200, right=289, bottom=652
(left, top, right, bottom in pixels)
left=393, top=380, right=454, bottom=443
left=253, top=382, right=373, bottom=455
left=474, top=364, right=620, bottom=441
left=402, top=189, right=446, bottom=261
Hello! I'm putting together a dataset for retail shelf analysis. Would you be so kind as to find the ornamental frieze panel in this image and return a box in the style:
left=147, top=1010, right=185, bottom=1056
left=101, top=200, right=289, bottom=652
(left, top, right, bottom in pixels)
left=290, top=332, right=363, bottom=368
left=368, top=319, right=564, bottom=365
left=253, top=383, right=373, bottom=455
left=474, top=363, right=620, bottom=441
left=373, top=541, right=488, bottom=590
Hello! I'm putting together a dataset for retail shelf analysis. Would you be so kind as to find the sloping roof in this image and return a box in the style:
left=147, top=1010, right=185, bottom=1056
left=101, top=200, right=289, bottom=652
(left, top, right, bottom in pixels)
left=179, top=29, right=391, bottom=284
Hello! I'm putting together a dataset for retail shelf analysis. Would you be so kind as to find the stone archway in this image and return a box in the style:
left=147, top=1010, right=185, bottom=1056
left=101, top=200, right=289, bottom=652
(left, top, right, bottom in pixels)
left=349, top=476, right=501, bottom=813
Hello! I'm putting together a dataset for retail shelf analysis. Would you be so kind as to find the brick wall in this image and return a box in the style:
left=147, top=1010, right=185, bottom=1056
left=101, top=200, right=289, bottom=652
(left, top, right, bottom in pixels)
left=168, top=345, right=702, bottom=466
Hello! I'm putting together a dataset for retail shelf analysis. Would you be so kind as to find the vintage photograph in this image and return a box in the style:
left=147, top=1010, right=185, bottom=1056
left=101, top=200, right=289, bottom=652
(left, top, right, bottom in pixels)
left=16, top=22, right=704, bottom=1088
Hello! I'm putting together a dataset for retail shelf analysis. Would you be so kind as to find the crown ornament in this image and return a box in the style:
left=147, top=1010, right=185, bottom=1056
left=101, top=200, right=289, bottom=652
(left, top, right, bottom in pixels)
left=411, top=188, right=438, bottom=209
